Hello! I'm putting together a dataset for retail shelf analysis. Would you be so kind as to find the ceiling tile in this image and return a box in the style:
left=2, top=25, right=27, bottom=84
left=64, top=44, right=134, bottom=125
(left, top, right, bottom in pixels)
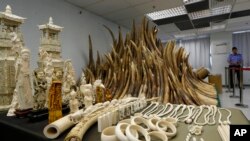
left=135, top=0, right=184, bottom=14
left=175, top=21, right=194, bottom=30
left=153, top=14, right=190, bottom=25
left=231, top=9, right=250, bottom=18
left=226, top=16, right=250, bottom=31
left=193, top=22, right=210, bottom=28
left=105, top=7, right=141, bottom=21
left=124, top=0, right=152, bottom=6
left=158, top=23, right=180, bottom=33
left=185, top=0, right=209, bottom=13
left=66, top=0, right=102, bottom=7
left=232, top=0, right=250, bottom=12
left=85, top=0, right=131, bottom=15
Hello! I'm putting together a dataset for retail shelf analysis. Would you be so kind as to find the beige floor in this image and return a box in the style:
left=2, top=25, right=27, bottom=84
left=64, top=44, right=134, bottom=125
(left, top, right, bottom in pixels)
left=220, top=87, right=250, bottom=120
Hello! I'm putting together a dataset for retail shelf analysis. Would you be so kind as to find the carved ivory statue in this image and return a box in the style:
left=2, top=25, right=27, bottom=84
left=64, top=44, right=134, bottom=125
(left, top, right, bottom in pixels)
left=48, top=69, right=63, bottom=123
left=80, top=84, right=93, bottom=108
left=15, top=48, right=33, bottom=110
left=10, top=31, right=23, bottom=58
left=93, top=80, right=105, bottom=103
left=33, top=69, right=47, bottom=110
left=80, top=72, right=86, bottom=85
left=38, top=48, right=48, bottom=62
left=62, top=60, right=76, bottom=104
left=7, top=89, right=18, bottom=116
left=44, top=54, right=54, bottom=107
left=69, top=86, right=79, bottom=114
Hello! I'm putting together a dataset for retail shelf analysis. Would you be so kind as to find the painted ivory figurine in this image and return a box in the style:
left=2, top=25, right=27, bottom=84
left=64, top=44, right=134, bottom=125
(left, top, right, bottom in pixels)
left=33, top=69, right=47, bottom=110
left=104, top=88, right=112, bottom=102
left=69, top=85, right=79, bottom=114
left=80, top=84, right=93, bottom=108
left=14, top=48, right=34, bottom=111
left=93, top=80, right=105, bottom=103
left=48, top=70, right=63, bottom=123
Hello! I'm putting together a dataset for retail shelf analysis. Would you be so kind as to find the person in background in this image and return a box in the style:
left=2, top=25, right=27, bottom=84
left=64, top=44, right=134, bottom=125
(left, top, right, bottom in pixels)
left=227, top=47, right=243, bottom=88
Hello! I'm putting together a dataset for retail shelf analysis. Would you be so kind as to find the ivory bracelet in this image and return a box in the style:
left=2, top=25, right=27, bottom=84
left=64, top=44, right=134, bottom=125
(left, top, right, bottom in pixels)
left=101, top=126, right=119, bottom=141
left=125, top=124, right=150, bottom=141
left=148, top=131, right=168, bottom=141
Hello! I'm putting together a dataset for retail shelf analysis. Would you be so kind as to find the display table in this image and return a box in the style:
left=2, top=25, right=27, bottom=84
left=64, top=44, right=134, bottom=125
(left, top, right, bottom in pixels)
left=0, top=108, right=249, bottom=141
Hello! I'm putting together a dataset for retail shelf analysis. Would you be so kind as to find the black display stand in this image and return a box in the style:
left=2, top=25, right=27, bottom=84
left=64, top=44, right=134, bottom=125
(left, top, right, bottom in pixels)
left=27, top=104, right=69, bottom=122
left=0, top=111, right=100, bottom=141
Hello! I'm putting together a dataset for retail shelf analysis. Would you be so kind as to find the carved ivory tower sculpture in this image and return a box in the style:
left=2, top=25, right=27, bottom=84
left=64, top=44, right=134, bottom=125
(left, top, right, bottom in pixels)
left=38, top=17, right=64, bottom=69
left=0, top=5, right=25, bottom=111
left=38, top=17, right=64, bottom=107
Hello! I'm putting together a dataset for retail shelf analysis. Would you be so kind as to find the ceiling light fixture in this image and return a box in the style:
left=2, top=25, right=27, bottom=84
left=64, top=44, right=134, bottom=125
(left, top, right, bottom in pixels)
left=189, top=5, right=232, bottom=20
left=233, top=30, right=250, bottom=34
left=174, top=32, right=197, bottom=39
left=146, top=6, right=187, bottom=21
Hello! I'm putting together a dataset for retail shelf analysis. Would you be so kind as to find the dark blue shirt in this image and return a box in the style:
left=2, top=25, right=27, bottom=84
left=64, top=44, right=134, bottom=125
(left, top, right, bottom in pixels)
left=227, top=53, right=243, bottom=65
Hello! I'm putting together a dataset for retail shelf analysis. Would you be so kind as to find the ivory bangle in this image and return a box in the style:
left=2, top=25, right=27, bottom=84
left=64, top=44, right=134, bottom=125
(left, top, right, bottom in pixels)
left=119, top=118, right=131, bottom=124
left=115, top=123, right=129, bottom=141
left=148, top=131, right=168, bottom=141
left=131, top=116, right=150, bottom=131
left=125, top=124, right=150, bottom=141
left=156, top=120, right=177, bottom=137
left=148, top=117, right=160, bottom=130
left=43, top=115, right=75, bottom=139
left=101, top=126, right=119, bottom=141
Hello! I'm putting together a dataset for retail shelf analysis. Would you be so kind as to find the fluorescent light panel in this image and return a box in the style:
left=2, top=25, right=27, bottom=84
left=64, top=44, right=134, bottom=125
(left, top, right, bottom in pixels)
left=189, top=5, right=232, bottom=20
left=146, top=6, right=187, bottom=21
left=233, top=30, right=250, bottom=34
left=174, top=33, right=196, bottom=38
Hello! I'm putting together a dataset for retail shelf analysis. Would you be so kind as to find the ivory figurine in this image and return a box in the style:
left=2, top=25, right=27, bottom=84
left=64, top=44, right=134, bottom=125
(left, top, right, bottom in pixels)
left=62, top=60, right=76, bottom=104
left=104, top=88, right=112, bottom=102
left=80, top=84, right=93, bottom=108
left=69, top=85, right=79, bottom=114
left=10, top=31, right=23, bottom=58
left=7, top=89, right=18, bottom=116
left=93, top=80, right=105, bottom=103
left=80, top=72, right=87, bottom=85
left=15, top=48, right=34, bottom=110
left=48, top=70, right=63, bottom=123
left=44, top=54, right=54, bottom=107
left=33, top=69, right=47, bottom=110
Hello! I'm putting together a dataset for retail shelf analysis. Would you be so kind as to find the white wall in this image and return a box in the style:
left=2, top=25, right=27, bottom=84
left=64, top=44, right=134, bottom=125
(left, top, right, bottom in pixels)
left=0, top=0, right=128, bottom=79
left=210, top=32, right=232, bottom=85
left=210, top=31, right=250, bottom=85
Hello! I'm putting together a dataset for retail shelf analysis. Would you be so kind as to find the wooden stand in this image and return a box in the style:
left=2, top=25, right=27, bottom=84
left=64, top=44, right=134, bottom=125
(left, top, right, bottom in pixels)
left=14, top=108, right=33, bottom=118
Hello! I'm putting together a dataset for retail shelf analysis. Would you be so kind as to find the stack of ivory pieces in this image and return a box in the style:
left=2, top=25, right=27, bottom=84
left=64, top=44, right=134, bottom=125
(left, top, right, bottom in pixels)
left=83, top=17, right=217, bottom=105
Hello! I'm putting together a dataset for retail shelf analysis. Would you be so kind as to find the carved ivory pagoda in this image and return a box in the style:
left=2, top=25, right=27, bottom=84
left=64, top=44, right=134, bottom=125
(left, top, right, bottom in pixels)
left=38, top=17, right=64, bottom=70
left=0, top=5, right=26, bottom=111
